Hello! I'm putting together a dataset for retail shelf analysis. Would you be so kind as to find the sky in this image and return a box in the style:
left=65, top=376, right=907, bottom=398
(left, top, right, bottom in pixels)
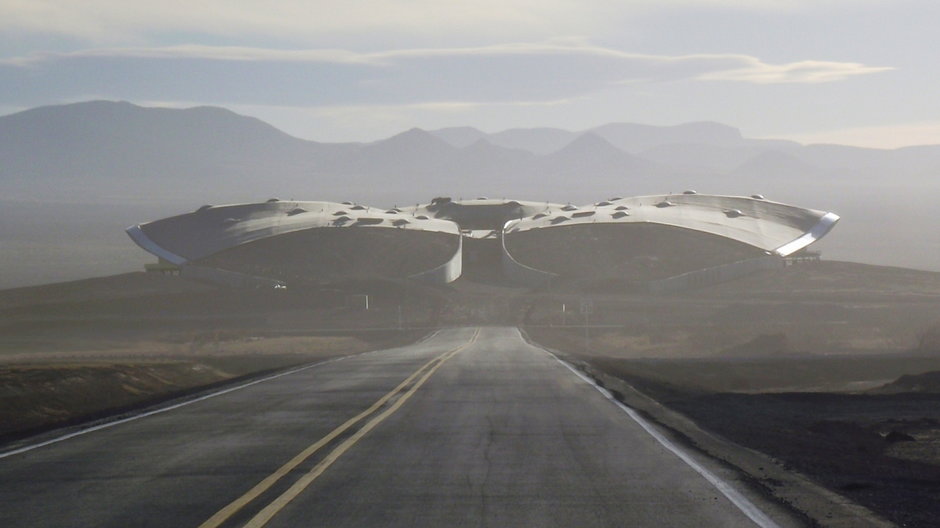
left=1, top=0, right=938, bottom=147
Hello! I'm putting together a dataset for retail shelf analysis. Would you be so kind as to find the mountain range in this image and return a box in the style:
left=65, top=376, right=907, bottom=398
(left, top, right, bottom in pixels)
left=1, top=100, right=938, bottom=287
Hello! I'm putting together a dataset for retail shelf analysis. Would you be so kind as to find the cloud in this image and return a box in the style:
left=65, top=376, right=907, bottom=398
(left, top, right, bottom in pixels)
left=0, top=1, right=617, bottom=42
left=0, top=0, right=897, bottom=43
left=698, top=58, right=893, bottom=83
left=0, top=42, right=892, bottom=109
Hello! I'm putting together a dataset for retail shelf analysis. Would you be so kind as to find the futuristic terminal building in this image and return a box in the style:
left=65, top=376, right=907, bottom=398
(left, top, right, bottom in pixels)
left=127, top=193, right=838, bottom=292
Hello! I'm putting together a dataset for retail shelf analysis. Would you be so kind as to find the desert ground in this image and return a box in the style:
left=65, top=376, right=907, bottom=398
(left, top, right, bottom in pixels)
left=524, top=261, right=940, bottom=527
left=3, top=260, right=940, bottom=526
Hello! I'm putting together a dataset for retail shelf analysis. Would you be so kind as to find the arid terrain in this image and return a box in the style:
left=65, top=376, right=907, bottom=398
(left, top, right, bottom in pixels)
left=0, top=272, right=435, bottom=444
left=525, top=262, right=940, bottom=527
left=3, top=260, right=940, bottom=526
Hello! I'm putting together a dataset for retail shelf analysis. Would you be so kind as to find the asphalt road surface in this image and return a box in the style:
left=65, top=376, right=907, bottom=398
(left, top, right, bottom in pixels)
left=0, top=327, right=803, bottom=527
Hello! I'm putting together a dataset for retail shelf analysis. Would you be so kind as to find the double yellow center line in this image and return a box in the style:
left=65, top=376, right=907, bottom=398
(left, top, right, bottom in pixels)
left=199, top=329, right=479, bottom=528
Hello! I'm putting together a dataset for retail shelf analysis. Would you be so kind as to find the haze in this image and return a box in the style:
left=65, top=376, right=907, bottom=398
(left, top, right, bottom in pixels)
left=6, top=3, right=940, bottom=527
left=2, top=0, right=939, bottom=147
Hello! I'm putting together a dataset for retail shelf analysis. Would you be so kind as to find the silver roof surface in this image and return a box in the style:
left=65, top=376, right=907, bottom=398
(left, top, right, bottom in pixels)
left=503, top=194, right=839, bottom=257
left=127, top=200, right=459, bottom=265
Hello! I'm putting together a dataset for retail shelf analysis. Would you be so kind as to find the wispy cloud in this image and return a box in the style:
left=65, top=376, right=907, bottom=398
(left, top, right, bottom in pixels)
left=698, top=58, right=893, bottom=83
left=2, top=46, right=368, bottom=67
left=0, top=42, right=891, bottom=108
left=0, top=1, right=897, bottom=43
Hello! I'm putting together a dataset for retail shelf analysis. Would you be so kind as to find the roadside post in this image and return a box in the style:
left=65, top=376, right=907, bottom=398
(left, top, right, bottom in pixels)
left=580, top=298, right=593, bottom=353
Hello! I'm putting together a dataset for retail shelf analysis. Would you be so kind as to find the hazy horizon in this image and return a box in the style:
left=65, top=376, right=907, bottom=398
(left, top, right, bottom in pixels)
left=3, top=1, right=940, bottom=148
left=3, top=1, right=940, bottom=287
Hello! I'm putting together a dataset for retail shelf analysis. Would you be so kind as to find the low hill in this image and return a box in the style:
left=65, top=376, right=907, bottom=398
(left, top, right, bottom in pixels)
left=874, top=371, right=940, bottom=394
left=3, top=100, right=940, bottom=287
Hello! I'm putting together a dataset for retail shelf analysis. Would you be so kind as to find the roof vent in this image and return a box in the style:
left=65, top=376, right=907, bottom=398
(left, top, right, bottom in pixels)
left=655, top=200, right=674, bottom=208
left=550, top=216, right=569, bottom=224
left=724, top=209, right=744, bottom=218
left=333, top=210, right=348, bottom=216
left=751, top=194, right=765, bottom=200
left=615, top=205, right=629, bottom=211
left=596, top=201, right=612, bottom=207
left=266, top=198, right=280, bottom=203
left=385, top=209, right=399, bottom=214
left=608, top=196, right=623, bottom=201
left=333, top=216, right=352, bottom=225
left=393, top=219, right=410, bottom=227
left=612, top=211, right=630, bottom=219
left=561, top=204, right=578, bottom=211
left=532, top=213, right=548, bottom=219
left=572, top=211, right=595, bottom=218
left=415, top=215, right=429, bottom=220
left=683, top=190, right=697, bottom=195
left=350, top=205, right=366, bottom=210
left=341, top=201, right=353, bottom=205
left=286, top=208, right=307, bottom=216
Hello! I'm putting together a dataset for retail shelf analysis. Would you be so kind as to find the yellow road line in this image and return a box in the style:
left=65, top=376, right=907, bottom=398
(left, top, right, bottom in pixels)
left=243, top=336, right=472, bottom=528
left=198, top=329, right=478, bottom=528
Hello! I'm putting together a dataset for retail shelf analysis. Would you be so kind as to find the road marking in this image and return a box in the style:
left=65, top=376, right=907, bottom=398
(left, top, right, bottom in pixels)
left=543, top=348, right=782, bottom=528
left=199, top=329, right=478, bottom=528
left=0, top=332, right=447, bottom=461
left=0, top=354, right=362, bottom=461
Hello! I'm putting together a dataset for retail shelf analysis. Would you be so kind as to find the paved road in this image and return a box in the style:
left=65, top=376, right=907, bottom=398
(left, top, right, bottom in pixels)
left=0, top=327, right=802, bottom=527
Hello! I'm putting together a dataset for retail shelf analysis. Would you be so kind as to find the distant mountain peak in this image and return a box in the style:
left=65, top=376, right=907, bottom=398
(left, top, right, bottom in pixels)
left=540, top=131, right=652, bottom=173
left=429, top=126, right=489, bottom=148
left=372, top=127, right=450, bottom=148
left=383, top=127, right=433, bottom=140
left=673, top=121, right=743, bottom=139
left=465, top=137, right=496, bottom=149
left=553, top=131, right=624, bottom=155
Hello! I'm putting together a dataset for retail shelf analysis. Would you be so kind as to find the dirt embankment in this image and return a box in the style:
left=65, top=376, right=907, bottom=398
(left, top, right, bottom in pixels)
left=0, top=327, right=425, bottom=445
left=1, top=361, right=232, bottom=441
left=0, top=272, right=443, bottom=447
left=523, top=260, right=940, bottom=527
left=662, top=389, right=940, bottom=528
left=528, top=325, right=940, bottom=528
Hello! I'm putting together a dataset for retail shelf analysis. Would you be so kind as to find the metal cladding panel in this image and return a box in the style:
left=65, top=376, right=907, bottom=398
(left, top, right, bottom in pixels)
left=401, top=199, right=564, bottom=231
left=127, top=201, right=460, bottom=263
left=504, top=194, right=838, bottom=255
left=409, top=235, right=463, bottom=284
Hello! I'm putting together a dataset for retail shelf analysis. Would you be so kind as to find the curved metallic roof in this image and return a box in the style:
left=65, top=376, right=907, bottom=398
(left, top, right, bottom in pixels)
left=400, top=198, right=563, bottom=232
left=127, top=200, right=459, bottom=265
left=126, top=194, right=839, bottom=288
left=504, top=194, right=838, bottom=257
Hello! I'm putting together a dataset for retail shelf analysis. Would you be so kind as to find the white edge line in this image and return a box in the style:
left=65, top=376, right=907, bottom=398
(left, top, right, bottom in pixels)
left=544, top=351, right=782, bottom=528
left=0, top=353, right=364, bottom=460
left=0, top=329, right=446, bottom=460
